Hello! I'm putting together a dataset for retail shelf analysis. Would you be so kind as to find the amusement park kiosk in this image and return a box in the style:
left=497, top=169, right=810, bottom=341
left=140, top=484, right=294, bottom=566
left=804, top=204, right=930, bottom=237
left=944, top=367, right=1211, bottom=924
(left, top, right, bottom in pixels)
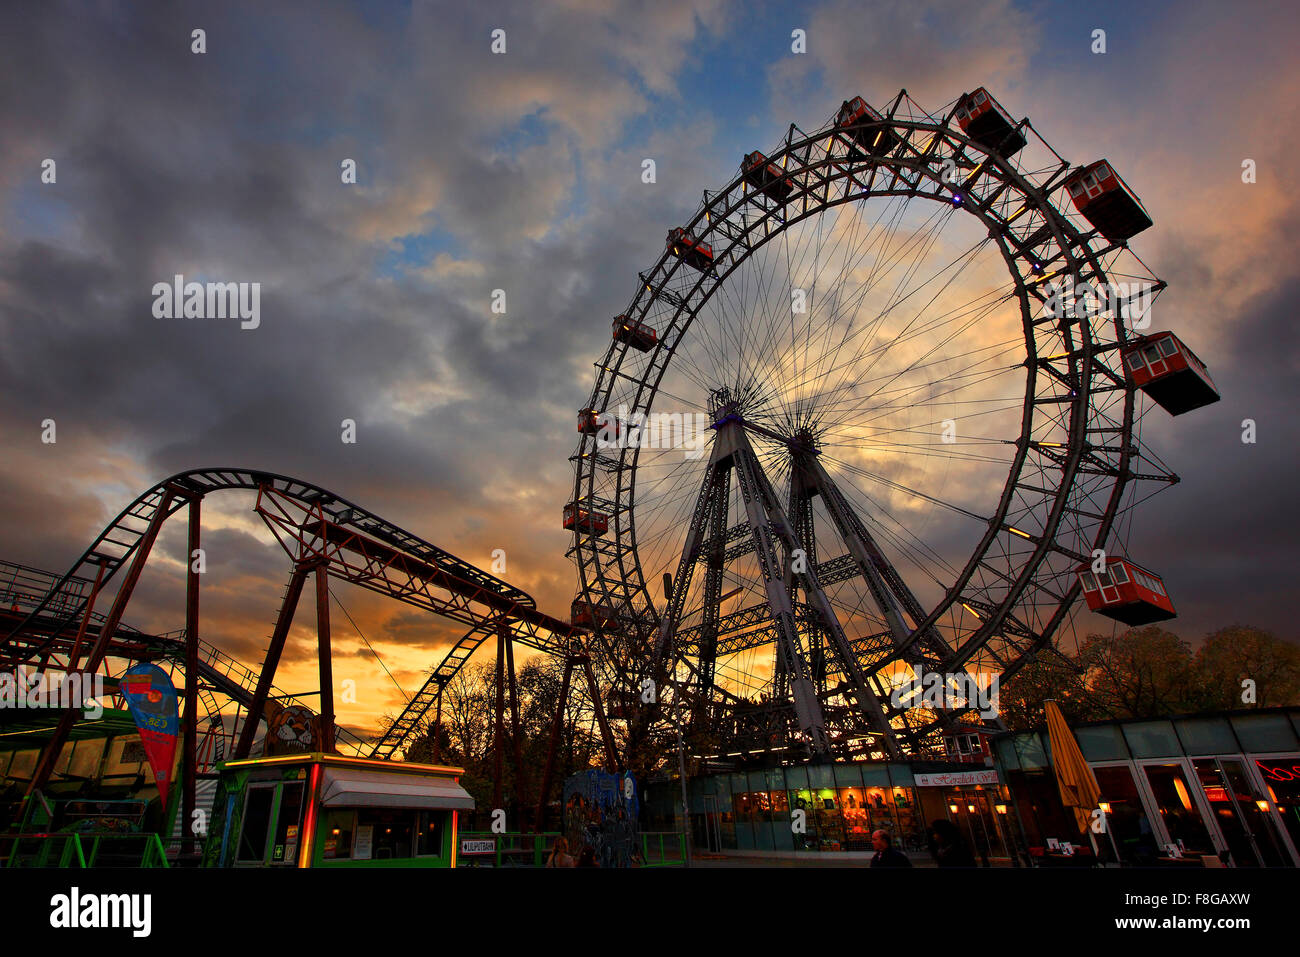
left=204, top=753, right=474, bottom=868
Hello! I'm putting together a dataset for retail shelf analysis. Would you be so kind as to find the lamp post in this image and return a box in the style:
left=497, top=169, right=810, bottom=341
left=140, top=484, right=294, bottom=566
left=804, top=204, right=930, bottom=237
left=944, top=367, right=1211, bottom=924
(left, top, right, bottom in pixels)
left=665, top=674, right=693, bottom=868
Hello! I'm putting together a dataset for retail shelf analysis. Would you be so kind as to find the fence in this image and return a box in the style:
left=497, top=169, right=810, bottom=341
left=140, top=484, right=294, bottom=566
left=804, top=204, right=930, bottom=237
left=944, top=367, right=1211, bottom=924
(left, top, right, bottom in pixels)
left=1, top=831, right=170, bottom=868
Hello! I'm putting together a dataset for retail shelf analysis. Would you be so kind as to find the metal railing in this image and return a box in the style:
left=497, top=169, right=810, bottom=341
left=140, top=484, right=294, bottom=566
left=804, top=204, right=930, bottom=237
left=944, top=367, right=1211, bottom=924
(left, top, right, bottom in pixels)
left=1, top=831, right=170, bottom=868
left=640, top=831, right=687, bottom=867
left=456, top=830, right=687, bottom=868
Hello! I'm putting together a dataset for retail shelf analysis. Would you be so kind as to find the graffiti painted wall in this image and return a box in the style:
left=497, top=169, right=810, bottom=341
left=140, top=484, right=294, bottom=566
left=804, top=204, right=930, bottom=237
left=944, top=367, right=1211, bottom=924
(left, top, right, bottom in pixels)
left=562, top=769, right=639, bottom=867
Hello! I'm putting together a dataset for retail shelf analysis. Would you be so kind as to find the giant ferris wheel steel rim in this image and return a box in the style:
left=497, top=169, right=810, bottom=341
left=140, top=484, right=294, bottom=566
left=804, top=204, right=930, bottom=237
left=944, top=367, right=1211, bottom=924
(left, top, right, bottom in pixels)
left=569, top=88, right=1175, bottom=760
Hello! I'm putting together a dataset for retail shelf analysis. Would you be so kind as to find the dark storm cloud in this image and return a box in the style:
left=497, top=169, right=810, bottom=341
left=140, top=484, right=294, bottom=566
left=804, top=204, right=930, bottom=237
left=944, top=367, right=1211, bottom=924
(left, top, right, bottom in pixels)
left=0, top=1, right=728, bottom=611
left=1, top=0, right=1295, bottom=745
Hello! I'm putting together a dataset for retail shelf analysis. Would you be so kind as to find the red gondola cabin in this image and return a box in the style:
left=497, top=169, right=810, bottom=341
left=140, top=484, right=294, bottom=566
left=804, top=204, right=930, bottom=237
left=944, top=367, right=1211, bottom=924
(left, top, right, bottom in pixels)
left=563, top=503, right=609, bottom=536
left=835, top=97, right=899, bottom=156
left=667, top=228, right=714, bottom=272
left=1077, top=558, right=1175, bottom=625
left=571, top=599, right=617, bottom=630
left=954, top=88, right=1026, bottom=158
left=1122, top=332, right=1220, bottom=415
left=578, top=408, right=621, bottom=436
left=742, top=151, right=794, bottom=202
left=942, top=727, right=995, bottom=765
left=612, top=314, right=658, bottom=351
left=1063, top=160, right=1152, bottom=243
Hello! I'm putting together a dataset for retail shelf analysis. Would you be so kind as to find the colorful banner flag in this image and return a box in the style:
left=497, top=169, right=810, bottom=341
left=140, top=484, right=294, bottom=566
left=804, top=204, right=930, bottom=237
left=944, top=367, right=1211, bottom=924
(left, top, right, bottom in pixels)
left=119, top=664, right=180, bottom=807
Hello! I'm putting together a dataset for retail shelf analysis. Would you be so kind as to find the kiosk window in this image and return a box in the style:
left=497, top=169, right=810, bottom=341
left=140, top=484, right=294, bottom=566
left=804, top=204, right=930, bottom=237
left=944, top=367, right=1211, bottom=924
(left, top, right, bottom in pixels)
left=236, top=786, right=275, bottom=863
left=322, top=809, right=356, bottom=859
left=357, top=809, right=414, bottom=860
left=417, top=811, right=444, bottom=857
left=270, top=782, right=305, bottom=865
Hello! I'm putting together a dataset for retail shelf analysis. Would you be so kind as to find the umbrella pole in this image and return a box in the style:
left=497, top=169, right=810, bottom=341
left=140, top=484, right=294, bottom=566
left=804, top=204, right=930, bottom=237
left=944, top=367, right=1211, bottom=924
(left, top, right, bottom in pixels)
left=1086, top=826, right=1101, bottom=864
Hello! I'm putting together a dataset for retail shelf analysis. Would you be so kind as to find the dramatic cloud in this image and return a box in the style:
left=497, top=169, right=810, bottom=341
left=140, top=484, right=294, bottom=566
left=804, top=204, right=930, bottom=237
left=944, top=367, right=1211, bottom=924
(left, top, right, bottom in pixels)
left=0, top=0, right=1294, bottom=737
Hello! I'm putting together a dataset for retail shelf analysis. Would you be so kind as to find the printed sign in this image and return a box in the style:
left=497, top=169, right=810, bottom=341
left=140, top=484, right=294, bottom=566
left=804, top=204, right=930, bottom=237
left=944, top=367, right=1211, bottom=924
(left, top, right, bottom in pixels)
left=913, top=770, right=999, bottom=787
left=353, top=825, right=373, bottom=860
left=460, top=839, right=496, bottom=855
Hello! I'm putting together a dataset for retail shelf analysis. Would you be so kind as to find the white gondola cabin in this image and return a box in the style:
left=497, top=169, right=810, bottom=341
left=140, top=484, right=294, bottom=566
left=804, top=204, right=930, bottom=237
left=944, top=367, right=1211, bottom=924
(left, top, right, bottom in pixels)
left=667, top=227, right=714, bottom=272
left=954, top=88, right=1026, bottom=157
left=1063, top=160, right=1152, bottom=243
left=835, top=97, right=899, bottom=156
left=612, top=314, right=658, bottom=351
left=1077, top=558, right=1176, bottom=625
left=1122, top=332, right=1220, bottom=415
left=742, top=150, right=794, bottom=202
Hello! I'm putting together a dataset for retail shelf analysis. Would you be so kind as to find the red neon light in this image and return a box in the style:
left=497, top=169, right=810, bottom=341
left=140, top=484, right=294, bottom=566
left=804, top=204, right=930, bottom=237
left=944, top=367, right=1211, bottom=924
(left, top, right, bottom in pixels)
left=1257, top=759, right=1300, bottom=783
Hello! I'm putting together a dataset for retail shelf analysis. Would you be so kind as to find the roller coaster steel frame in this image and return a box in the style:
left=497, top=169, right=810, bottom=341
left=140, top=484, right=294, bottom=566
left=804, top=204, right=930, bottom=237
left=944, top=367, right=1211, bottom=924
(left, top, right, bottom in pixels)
left=1, top=468, right=608, bottom=833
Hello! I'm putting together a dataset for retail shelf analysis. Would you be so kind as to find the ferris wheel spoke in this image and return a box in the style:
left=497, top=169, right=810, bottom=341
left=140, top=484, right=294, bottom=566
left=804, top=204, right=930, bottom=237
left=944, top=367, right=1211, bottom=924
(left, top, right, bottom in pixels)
left=574, top=90, right=1169, bottom=762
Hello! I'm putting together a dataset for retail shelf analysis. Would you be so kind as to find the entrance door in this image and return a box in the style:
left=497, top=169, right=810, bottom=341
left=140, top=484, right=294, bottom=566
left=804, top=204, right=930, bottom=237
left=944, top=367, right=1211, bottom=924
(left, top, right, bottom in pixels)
left=702, top=795, right=721, bottom=853
left=1218, top=758, right=1288, bottom=866
left=1140, top=761, right=1221, bottom=859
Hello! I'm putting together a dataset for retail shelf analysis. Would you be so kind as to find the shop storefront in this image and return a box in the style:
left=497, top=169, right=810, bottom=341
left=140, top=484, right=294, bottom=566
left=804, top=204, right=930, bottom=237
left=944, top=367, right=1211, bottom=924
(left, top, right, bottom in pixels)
left=995, top=707, right=1300, bottom=867
left=644, top=760, right=1022, bottom=860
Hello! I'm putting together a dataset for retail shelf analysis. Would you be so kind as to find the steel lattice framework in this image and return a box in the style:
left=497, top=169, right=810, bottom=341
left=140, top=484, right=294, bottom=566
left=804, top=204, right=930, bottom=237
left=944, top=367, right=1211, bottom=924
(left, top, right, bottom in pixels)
left=569, top=89, right=1177, bottom=765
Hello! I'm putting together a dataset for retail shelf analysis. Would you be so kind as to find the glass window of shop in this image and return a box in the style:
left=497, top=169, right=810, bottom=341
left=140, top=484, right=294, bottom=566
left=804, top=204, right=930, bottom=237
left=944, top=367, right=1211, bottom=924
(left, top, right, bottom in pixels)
left=811, top=785, right=843, bottom=850
left=1231, top=714, right=1299, bottom=754
left=1005, top=768, right=1079, bottom=848
left=1074, top=724, right=1129, bottom=762
left=1255, top=756, right=1300, bottom=863
left=1140, top=762, right=1217, bottom=857
left=1013, top=732, right=1050, bottom=770
left=934, top=788, right=1012, bottom=863
left=1191, top=757, right=1289, bottom=867
left=715, top=779, right=736, bottom=849
left=732, top=790, right=756, bottom=850
left=1123, top=721, right=1183, bottom=759
left=1176, top=717, right=1238, bottom=755
left=1094, top=765, right=1160, bottom=864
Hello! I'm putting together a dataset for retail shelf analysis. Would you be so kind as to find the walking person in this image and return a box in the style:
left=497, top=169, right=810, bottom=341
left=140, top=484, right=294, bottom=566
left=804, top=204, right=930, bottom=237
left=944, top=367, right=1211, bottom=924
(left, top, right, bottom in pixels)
left=928, top=819, right=976, bottom=867
left=870, top=829, right=912, bottom=868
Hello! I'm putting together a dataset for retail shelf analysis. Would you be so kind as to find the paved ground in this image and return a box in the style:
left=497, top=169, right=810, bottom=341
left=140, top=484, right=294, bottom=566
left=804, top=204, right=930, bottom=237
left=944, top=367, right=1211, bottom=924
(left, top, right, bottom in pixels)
left=686, top=852, right=1018, bottom=867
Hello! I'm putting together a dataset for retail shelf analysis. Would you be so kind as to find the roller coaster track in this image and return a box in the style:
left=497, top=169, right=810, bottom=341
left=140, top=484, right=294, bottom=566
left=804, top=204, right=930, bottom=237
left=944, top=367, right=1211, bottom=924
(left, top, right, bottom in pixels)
left=0, top=560, right=369, bottom=753
left=0, top=467, right=534, bottom=666
left=1, top=469, right=583, bottom=764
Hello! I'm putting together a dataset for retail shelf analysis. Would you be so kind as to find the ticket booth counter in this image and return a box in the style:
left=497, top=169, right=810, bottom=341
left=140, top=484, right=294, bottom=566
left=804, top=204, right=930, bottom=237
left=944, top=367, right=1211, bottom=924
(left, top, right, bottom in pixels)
left=205, top=753, right=474, bottom=868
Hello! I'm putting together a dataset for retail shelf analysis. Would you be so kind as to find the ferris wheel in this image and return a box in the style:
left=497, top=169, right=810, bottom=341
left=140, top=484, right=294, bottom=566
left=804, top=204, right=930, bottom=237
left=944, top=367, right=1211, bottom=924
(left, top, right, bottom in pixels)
left=566, top=88, right=1219, bottom=764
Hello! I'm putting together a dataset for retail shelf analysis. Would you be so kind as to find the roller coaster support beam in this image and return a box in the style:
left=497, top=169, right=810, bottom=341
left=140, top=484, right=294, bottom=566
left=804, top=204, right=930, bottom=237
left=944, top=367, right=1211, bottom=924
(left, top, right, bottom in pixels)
left=314, top=563, right=335, bottom=754
left=66, top=559, right=106, bottom=672
left=533, top=649, right=576, bottom=832
left=582, top=653, right=621, bottom=774
left=27, top=486, right=177, bottom=796
left=182, top=495, right=201, bottom=855
left=234, top=560, right=312, bottom=759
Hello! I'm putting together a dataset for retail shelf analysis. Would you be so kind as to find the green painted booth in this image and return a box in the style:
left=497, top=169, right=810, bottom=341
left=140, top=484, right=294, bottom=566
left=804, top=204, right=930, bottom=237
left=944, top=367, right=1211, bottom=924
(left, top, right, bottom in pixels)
left=205, top=753, right=474, bottom=868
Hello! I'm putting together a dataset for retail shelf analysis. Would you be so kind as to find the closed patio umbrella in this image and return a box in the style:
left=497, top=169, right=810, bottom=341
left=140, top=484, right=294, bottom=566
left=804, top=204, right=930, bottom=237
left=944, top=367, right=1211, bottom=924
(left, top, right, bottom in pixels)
left=1045, top=700, right=1102, bottom=857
